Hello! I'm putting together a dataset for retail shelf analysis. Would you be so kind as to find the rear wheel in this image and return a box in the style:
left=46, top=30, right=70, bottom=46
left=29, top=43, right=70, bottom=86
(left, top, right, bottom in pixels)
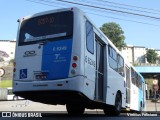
left=138, top=102, right=142, bottom=114
left=104, top=92, right=122, bottom=116
left=66, top=103, right=85, bottom=115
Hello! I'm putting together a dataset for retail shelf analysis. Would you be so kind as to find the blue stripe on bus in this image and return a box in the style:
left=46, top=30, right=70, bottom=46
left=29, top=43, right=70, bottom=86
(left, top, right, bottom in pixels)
left=138, top=77, right=144, bottom=111
left=41, top=39, right=72, bottom=80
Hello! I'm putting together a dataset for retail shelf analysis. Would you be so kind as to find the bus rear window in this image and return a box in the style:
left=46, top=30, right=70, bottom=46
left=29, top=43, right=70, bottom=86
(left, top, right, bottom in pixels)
left=18, top=11, right=73, bottom=46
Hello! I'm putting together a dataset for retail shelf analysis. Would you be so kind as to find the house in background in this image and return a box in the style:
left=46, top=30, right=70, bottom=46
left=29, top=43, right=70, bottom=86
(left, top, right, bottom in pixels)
left=121, top=45, right=160, bottom=65
left=0, top=40, right=16, bottom=62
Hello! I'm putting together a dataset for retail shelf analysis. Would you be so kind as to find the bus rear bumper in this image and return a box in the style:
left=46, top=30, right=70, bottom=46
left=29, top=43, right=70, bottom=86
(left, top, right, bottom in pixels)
left=13, top=76, right=85, bottom=92
left=13, top=76, right=92, bottom=104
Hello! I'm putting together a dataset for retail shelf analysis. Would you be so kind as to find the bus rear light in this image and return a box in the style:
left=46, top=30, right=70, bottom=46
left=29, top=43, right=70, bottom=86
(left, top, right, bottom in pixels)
left=13, top=62, right=16, bottom=72
left=71, top=69, right=76, bottom=75
left=73, top=56, right=78, bottom=61
left=72, top=63, right=77, bottom=68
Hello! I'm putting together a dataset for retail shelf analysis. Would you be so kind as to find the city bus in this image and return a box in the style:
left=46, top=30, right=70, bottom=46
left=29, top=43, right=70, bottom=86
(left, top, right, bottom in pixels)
left=13, top=7, right=144, bottom=115
left=125, top=64, right=146, bottom=112
left=130, top=66, right=146, bottom=112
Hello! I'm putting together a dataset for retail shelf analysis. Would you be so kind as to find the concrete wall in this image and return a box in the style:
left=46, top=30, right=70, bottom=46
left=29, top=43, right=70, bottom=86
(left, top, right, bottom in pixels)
left=0, top=88, right=7, bottom=101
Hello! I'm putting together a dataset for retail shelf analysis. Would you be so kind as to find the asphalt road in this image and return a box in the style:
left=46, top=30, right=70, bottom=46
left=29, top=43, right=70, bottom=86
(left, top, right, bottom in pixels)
left=0, top=100, right=160, bottom=119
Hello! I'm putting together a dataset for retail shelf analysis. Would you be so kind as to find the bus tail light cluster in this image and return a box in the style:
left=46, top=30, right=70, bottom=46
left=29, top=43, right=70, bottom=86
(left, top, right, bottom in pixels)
left=71, top=56, right=78, bottom=75
left=13, top=62, right=16, bottom=72
left=13, top=62, right=16, bottom=79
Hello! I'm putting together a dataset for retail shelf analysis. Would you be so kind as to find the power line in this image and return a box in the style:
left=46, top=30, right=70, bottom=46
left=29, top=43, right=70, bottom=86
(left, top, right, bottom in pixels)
left=50, top=0, right=160, bottom=20
left=78, top=0, right=160, bottom=16
left=33, top=0, right=160, bottom=21
left=97, top=0, right=160, bottom=13
left=26, top=0, right=160, bottom=28
left=86, top=11, right=160, bottom=28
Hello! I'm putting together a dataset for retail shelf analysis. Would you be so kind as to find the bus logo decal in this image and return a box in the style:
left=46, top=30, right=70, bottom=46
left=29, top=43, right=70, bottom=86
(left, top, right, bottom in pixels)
left=20, top=69, right=27, bottom=79
left=24, top=50, right=36, bottom=57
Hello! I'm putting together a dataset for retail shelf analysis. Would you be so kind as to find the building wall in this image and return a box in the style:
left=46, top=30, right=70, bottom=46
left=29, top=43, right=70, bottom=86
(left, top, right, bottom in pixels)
left=121, top=45, right=160, bottom=65
left=133, top=46, right=146, bottom=64
left=121, top=45, right=134, bottom=64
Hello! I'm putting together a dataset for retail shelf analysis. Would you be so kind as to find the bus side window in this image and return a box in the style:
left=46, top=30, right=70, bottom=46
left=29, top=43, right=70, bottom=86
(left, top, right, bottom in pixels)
left=117, top=55, right=124, bottom=77
left=86, top=21, right=94, bottom=54
left=138, top=76, right=142, bottom=90
left=108, top=45, right=118, bottom=71
left=131, top=68, right=136, bottom=85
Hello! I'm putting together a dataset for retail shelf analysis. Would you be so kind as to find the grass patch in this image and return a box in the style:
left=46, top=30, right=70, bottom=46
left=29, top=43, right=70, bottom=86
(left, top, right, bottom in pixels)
left=0, top=80, right=12, bottom=88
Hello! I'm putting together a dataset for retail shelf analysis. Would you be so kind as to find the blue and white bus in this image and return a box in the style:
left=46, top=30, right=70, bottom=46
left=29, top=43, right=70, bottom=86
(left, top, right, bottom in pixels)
left=130, top=66, right=146, bottom=112
left=13, top=7, right=144, bottom=115
left=125, top=64, right=146, bottom=112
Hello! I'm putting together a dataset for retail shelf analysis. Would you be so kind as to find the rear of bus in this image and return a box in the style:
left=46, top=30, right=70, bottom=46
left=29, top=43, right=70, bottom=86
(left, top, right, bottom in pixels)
left=13, top=8, right=86, bottom=104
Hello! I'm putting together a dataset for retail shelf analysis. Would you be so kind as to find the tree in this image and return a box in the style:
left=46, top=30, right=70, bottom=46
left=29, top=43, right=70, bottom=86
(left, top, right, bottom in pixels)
left=0, top=57, right=4, bottom=62
left=146, top=49, right=158, bottom=64
left=9, top=59, right=14, bottom=65
left=100, top=22, right=126, bottom=50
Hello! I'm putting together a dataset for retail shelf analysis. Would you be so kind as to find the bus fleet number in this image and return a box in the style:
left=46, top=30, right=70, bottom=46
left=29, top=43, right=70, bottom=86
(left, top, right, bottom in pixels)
left=85, top=56, right=95, bottom=67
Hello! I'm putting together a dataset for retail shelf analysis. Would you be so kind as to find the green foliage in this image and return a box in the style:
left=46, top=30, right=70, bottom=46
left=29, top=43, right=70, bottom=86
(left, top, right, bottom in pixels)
left=146, top=49, right=158, bottom=64
left=9, top=59, right=14, bottom=65
left=133, top=63, right=138, bottom=66
left=0, top=80, right=12, bottom=88
left=100, top=22, right=126, bottom=50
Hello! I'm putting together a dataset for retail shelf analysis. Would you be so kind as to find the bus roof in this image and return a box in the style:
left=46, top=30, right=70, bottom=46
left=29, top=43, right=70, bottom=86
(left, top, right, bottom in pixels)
left=18, top=7, right=80, bottom=23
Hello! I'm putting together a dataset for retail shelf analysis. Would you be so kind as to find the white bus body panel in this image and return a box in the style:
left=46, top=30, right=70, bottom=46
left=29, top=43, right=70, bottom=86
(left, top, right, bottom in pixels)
left=106, top=67, right=126, bottom=108
left=14, top=45, right=42, bottom=81
left=130, top=84, right=139, bottom=111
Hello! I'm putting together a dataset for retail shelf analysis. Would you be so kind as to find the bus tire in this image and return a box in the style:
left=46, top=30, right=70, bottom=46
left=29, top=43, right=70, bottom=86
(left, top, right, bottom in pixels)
left=66, top=103, right=85, bottom=115
left=138, top=102, right=142, bottom=114
left=104, top=92, right=122, bottom=116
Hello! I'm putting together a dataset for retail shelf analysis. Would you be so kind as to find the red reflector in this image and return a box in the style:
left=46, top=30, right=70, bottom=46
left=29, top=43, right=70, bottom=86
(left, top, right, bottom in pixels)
left=73, top=56, right=78, bottom=61
left=72, top=63, right=77, bottom=68
left=13, top=68, right=16, bottom=72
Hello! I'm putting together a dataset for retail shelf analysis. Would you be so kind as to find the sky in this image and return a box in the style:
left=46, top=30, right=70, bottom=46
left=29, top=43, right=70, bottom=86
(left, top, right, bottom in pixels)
left=1, top=0, right=160, bottom=49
